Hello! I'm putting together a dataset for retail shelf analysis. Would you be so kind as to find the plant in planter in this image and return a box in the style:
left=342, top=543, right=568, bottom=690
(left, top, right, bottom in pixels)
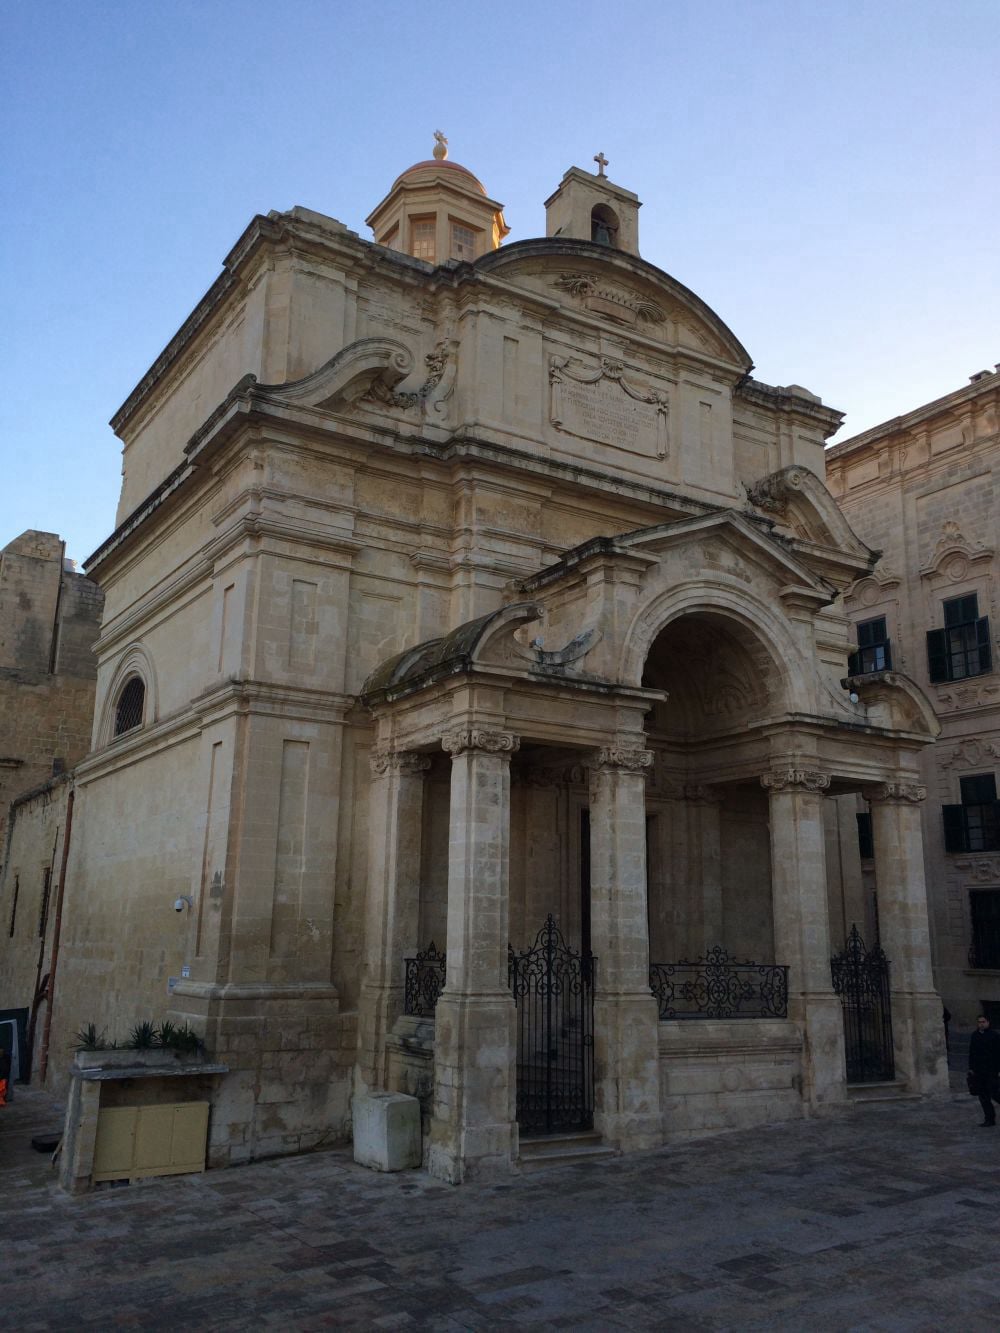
left=125, top=1021, right=160, bottom=1050
left=72, top=1023, right=110, bottom=1052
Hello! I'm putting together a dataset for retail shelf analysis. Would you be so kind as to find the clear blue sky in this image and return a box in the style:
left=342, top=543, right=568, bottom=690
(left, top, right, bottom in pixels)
left=3, top=1, right=998, bottom=566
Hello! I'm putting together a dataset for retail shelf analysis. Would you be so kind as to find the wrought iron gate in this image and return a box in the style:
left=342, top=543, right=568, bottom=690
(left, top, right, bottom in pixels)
left=831, top=924, right=895, bottom=1082
left=508, top=916, right=595, bottom=1135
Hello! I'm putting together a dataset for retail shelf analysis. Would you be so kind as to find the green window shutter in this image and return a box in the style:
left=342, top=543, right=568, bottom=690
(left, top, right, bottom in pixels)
left=942, top=804, right=966, bottom=853
left=927, top=628, right=948, bottom=682
left=976, top=616, right=992, bottom=673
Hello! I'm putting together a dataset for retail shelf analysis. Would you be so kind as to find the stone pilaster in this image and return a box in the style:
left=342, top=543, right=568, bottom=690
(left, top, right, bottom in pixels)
left=356, top=747, right=431, bottom=1094
left=589, top=746, right=662, bottom=1151
left=761, top=768, right=846, bottom=1110
left=427, top=727, right=519, bottom=1183
left=685, top=784, right=725, bottom=952
left=863, top=780, right=948, bottom=1094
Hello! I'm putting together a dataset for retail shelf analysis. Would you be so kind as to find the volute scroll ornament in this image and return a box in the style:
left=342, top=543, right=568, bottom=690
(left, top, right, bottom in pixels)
left=595, top=747, right=654, bottom=773
left=760, top=769, right=831, bottom=794
left=441, top=728, right=520, bottom=757
left=369, top=748, right=432, bottom=777
left=862, top=781, right=927, bottom=805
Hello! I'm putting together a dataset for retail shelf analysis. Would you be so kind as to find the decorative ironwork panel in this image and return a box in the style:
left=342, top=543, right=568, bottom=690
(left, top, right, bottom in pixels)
left=648, top=947, right=788, bottom=1020
left=403, top=942, right=446, bottom=1018
left=831, top=924, right=895, bottom=1083
left=508, top=916, right=596, bottom=1135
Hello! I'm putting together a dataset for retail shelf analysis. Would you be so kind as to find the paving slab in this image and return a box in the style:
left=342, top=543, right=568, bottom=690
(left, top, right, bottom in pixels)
left=3, top=1080, right=1000, bottom=1329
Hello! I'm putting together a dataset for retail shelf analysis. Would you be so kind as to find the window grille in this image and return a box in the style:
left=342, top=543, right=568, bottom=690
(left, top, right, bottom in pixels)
left=848, top=616, right=891, bottom=675
left=943, top=772, right=1000, bottom=853
left=114, top=676, right=145, bottom=737
left=927, top=593, right=992, bottom=683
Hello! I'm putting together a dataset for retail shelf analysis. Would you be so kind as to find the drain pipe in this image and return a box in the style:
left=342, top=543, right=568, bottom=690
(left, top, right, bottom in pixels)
left=39, top=784, right=74, bottom=1084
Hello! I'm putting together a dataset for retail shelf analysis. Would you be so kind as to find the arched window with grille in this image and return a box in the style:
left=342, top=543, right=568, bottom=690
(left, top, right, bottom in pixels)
left=113, top=676, right=146, bottom=737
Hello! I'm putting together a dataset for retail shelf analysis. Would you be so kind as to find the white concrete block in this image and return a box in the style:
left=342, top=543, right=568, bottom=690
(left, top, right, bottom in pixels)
left=352, top=1092, right=421, bottom=1172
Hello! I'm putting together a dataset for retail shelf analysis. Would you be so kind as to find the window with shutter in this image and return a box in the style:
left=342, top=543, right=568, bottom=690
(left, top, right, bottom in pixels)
left=927, top=594, right=992, bottom=681
left=849, top=616, right=891, bottom=674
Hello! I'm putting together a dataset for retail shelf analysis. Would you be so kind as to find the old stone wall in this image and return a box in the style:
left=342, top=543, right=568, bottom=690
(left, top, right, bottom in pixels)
left=0, top=531, right=102, bottom=845
left=828, top=368, right=1000, bottom=1026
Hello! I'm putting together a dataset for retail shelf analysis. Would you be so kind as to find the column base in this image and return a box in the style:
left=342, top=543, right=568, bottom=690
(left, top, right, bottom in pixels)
left=428, top=991, right=517, bottom=1184
left=790, top=992, right=848, bottom=1112
left=593, top=992, right=663, bottom=1152
left=891, top=989, right=949, bottom=1095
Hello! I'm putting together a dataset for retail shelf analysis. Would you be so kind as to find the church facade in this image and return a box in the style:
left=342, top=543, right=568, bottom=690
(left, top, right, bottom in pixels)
left=1, top=143, right=948, bottom=1180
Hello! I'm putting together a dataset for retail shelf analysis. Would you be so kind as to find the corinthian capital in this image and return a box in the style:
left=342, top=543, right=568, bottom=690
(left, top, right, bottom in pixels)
left=369, top=748, right=432, bottom=777
left=441, top=728, right=520, bottom=757
left=761, top=768, right=831, bottom=794
left=595, top=747, right=654, bottom=773
left=862, top=781, right=927, bottom=805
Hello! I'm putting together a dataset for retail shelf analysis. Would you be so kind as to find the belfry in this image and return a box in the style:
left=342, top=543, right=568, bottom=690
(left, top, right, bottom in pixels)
left=0, top=139, right=948, bottom=1184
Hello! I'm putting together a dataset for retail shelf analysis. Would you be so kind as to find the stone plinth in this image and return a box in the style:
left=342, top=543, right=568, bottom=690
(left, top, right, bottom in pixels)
left=352, top=1091, right=421, bottom=1172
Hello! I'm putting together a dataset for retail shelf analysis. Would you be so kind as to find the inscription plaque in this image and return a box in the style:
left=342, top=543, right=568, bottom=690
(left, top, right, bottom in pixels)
left=550, top=356, right=669, bottom=458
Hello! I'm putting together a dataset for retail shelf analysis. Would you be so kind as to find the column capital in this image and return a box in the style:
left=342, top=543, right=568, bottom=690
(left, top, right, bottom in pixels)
left=441, top=727, right=520, bottom=757
left=761, top=768, right=830, bottom=794
left=369, top=747, right=432, bottom=777
left=594, top=746, right=654, bottom=773
left=863, top=780, right=927, bottom=805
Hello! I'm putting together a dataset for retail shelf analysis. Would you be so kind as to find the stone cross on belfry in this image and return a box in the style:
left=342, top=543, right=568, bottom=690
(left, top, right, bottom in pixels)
left=593, top=151, right=609, bottom=178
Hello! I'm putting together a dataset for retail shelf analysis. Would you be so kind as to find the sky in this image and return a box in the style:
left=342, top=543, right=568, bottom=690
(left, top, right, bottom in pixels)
left=3, top=0, right=999, bottom=567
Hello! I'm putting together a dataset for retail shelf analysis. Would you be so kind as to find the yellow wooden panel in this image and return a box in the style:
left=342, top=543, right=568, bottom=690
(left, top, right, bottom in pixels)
left=93, top=1107, right=136, bottom=1180
left=133, top=1105, right=176, bottom=1171
left=169, top=1102, right=209, bottom=1172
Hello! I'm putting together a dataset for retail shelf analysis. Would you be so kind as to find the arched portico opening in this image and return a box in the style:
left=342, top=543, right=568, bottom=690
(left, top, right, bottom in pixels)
left=640, top=610, right=784, bottom=982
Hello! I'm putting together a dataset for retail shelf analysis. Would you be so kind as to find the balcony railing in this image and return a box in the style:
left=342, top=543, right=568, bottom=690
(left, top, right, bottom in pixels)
left=649, top=947, right=788, bottom=1020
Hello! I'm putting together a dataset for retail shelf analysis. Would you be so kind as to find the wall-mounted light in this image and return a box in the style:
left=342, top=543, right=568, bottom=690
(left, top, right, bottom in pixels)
left=173, top=895, right=193, bottom=913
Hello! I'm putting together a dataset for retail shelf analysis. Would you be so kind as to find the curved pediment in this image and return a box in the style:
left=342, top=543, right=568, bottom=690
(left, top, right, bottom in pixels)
left=475, top=239, right=753, bottom=372
left=746, top=466, right=876, bottom=588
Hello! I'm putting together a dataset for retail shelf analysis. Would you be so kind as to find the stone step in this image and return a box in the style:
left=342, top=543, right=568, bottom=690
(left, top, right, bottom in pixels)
left=847, top=1079, right=921, bottom=1103
left=517, top=1131, right=618, bottom=1172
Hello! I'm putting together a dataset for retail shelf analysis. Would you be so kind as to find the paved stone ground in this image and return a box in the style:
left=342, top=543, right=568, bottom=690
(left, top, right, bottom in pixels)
left=4, top=1072, right=1000, bottom=1331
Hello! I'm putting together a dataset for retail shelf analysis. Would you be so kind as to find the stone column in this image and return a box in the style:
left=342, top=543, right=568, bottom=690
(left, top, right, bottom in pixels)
left=864, top=781, right=948, bottom=1094
left=427, top=727, right=519, bottom=1183
left=761, top=768, right=846, bottom=1111
left=356, top=747, right=431, bottom=1094
left=589, top=746, right=662, bottom=1152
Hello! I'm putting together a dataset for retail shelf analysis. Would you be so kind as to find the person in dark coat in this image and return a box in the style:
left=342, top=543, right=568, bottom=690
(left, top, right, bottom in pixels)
left=969, top=1014, right=1000, bottom=1126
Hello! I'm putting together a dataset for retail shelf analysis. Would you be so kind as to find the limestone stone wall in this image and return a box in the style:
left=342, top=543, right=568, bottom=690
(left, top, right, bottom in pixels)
left=828, top=367, right=1000, bottom=1025
left=0, top=776, right=70, bottom=1058
left=0, top=531, right=102, bottom=846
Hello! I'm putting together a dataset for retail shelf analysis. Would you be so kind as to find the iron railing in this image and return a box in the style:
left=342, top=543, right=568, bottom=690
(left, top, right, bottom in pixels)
left=403, top=942, right=446, bottom=1017
left=508, top=916, right=596, bottom=1135
left=649, top=947, right=788, bottom=1020
left=831, top=924, right=895, bottom=1082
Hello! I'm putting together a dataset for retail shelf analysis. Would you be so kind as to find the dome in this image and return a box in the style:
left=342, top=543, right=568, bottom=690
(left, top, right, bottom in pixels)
left=392, top=158, right=487, bottom=195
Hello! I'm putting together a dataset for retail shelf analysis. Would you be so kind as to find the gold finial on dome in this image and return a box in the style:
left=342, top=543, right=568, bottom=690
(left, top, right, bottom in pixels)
left=432, top=130, right=448, bottom=161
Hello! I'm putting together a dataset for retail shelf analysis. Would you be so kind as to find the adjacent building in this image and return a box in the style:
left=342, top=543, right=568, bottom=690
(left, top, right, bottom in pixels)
left=0, top=530, right=103, bottom=1075
left=829, top=365, right=1000, bottom=1027
left=0, top=142, right=948, bottom=1180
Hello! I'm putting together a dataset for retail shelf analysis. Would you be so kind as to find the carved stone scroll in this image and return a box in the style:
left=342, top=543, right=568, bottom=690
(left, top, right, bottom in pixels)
left=760, top=769, right=831, bottom=794
left=441, top=728, right=520, bottom=757
left=369, top=749, right=432, bottom=777
left=595, top=747, right=654, bottom=773
left=862, top=781, right=927, bottom=805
